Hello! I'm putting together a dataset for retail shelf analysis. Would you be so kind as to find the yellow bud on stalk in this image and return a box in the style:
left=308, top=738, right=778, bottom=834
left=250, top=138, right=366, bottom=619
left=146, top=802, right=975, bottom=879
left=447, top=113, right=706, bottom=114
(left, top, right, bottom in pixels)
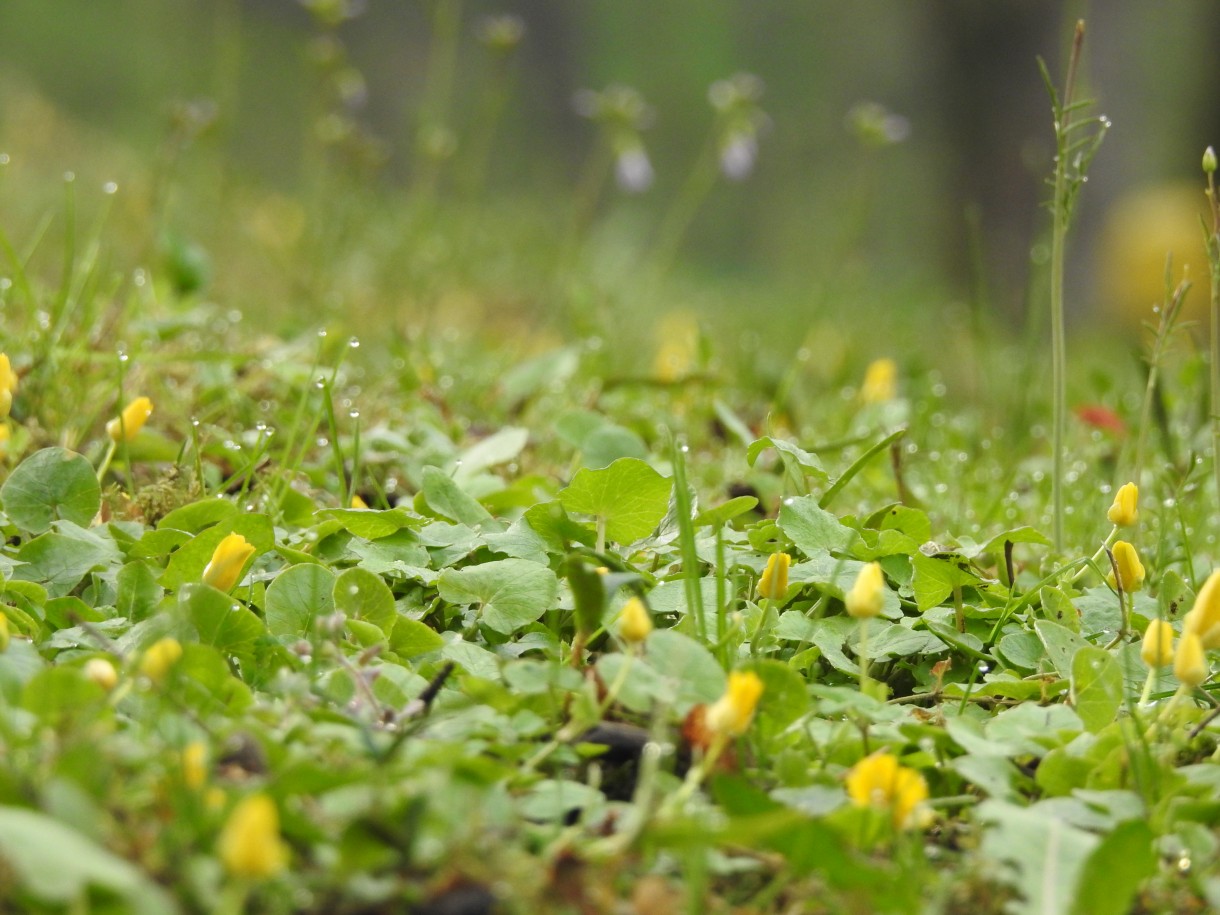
left=846, top=562, right=886, bottom=619
left=1107, top=541, right=1144, bottom=593
left=617, top=597, right=653, bottom=644
left=0, top=614, right=9, bottom=653
left=1184, top=571, right=1220, bottom=649
left=182, top=742, right=208, bottom=790
left=0, top=353, right=17, bottom=419
left=106, top=396, right=153, bottom=442
left=202, top=534, right=257, bottom=593
left=1106, top=482, right=1138, bottom=527
left=140, top=637, right=183, bottom=684
left=1174, top=631, right=1208, bottom=688
left=84, top=658, right=119, bottom=690
left=705, top=670, right=765, bottom=738
left=1140, top=620, right=1174, bottom=669
left=845, top=752, right=930, bottom=830
left=217, top=794, right=288, bottom=880
left=860, top=358, right=897, bottom=404
left=757, top=552, right=791, bottom=601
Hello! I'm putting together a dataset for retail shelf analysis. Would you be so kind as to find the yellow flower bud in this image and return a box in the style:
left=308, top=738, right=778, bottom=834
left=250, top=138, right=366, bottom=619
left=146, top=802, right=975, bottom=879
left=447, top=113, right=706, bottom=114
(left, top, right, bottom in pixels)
left=757, top=552, right=791, bottom=602
left=106, top=396, right=154, bottom=442
left=1106, top=482, right=1138, bottom=527
left=84, top=657, right=118, bottom=690
left=217, top=794, right=288, bottom=880
left=860, top=358, right=897, bottom=403
left=617, top=596, right=653, bottom=644
left=202, top=533, right=257, bottom=593
left=1140, top=619, right=1174, bottom=669
left=182, top=741, right=208, bottom=791
left=845, top=562, right=886, bottom=619
left=140, top=637, right=183, bottom=684
left=845, top=751, right=929, bottom=830
left=350, top=493, right=369, bottom=509
left=0, top=353, right=16, bottom=419
left=0, top=614, right=9, bottom=653
left=1174, top=631, right=1208, bottom=688
left=1184, top=571, right=1220, bottom=649
left=0, top=423, right=10, bottom=456
left=705, top=670, right=765, bottom=738
left=1107, top=541, right=1144, bottom=593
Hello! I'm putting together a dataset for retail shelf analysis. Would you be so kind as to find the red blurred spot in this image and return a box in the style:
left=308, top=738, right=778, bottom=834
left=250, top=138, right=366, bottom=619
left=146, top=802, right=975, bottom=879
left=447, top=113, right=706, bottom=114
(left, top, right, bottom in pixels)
left=1074, top=404, right=1126, bottom=436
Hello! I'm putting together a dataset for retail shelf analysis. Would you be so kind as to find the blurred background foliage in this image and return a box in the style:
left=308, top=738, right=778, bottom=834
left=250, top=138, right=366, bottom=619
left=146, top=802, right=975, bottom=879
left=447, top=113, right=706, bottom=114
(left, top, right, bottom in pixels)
left=0, top=0, right=1218, bottom=352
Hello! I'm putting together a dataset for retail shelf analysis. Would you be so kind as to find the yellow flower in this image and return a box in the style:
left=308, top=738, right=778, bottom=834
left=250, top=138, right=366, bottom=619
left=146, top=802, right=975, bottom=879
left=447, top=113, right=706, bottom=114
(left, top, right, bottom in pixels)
left=84, top=657, right=118, bottom=690
left=845, top=751, right=929, bottom=829
left=653, top=311, right=699, bottom=382
left=1184, top=571, right=1220, bottom=649
left=757, top=552, right=791, bottom=601
left=202, top=533, right=257, bottom=592
left=845, top=562, right=886, bottom=619
left=140, top=637, right=183, bottom=684
left=182, top=741, right=208, bottom=790
left=350, top=493, right=369, bottom=509
left=0, top=614, right=9, bottom=653
left=0, top=423, right=10, bottom=456
left=217, top=794, right=288, bottom=880
left=618, top=597, right=653, bottom=644
left=860, top=358, right=897, bottom=403
left=106, top=396, right=154, bottom=442
left=0, top=353, right=17, bottom=419
left=705, top=670, right=765, bottom=738
left=1174, top=631, right=1208, bottom=688
left=1140, top=619, right=1175, bottom=669
left=1107, top=541, right=1145, bottom=593
left=1106, top=482, right=1139, bottom=527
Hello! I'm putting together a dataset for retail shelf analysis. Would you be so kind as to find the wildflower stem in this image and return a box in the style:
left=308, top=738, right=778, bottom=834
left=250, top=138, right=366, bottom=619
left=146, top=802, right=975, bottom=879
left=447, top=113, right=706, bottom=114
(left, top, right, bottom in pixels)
left=1206, top=162, right=1220, bottom=514
left=857, top=618, right=871, bottom=691
left=1139, top=668, right=1157, bottom=707
left=96, top=439, right=117, bottom=483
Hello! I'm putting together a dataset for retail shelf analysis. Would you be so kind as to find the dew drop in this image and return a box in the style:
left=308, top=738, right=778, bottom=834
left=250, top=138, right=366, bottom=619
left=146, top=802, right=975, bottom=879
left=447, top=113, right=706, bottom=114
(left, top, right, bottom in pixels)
left=349, top=336, right=360, bottom=349
left=103, top=181, right=118, bottom=194
left=63, top=170, right=75, bottom=182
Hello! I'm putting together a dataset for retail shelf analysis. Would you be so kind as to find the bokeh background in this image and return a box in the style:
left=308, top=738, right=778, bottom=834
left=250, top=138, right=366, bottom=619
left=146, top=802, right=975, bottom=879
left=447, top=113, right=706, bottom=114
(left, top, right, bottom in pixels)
left=1, top=0, right=1218, bottom=350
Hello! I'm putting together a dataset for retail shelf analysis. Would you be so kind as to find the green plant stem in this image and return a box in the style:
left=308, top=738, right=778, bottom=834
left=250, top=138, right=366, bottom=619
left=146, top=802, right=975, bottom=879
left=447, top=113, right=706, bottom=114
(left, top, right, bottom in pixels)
left=1139, top=668, right=1159, bottom=707
left=1048, top=21, right=1086, bottom=555
left=857, top=618, right=871, bottom=691
left=1207, top=166, right=1220, bottom=513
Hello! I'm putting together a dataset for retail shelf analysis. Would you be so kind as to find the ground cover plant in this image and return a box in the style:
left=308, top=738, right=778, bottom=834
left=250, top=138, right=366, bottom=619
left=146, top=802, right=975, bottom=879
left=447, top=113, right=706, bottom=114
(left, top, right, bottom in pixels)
left=4, top=8, right=1220, bottom=915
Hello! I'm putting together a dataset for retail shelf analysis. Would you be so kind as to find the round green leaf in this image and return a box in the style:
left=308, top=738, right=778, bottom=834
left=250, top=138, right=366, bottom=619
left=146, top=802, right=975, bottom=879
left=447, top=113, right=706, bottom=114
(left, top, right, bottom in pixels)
left=558, top=457, right=672, bottom=544
left=266, top=563, right=336, bottom=640
left=0, top=447, right=101, bottom=534
left=438, top=558, right=558, bottom=634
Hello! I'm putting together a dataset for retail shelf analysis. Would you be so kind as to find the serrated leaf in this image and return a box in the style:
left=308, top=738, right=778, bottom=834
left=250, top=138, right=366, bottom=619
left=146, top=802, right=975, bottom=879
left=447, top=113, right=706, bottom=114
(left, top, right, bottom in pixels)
left=694, top=495, right=759, bottom=528
left=746, top=437, right=829, bottom=483
left=0, top=447, right=101, bottom=535
left=558, top=458, right=672, bottom=544
left=1070, top=646, right=1122, bottom=733
left=1035, top=619, right=1090, bottom=679
left=0, top=806, right=178, bottom=914
left=438, top=558, right=559, bottom=634
left=978, top=800, right=1098, bottom=915
left=778, top=495, right=857, bottom=554
left=911, top=553, right=978, bottom=611
left=1070, top=820, right=1157, bottom=915
left=421, top=465, right=495, bottom=527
